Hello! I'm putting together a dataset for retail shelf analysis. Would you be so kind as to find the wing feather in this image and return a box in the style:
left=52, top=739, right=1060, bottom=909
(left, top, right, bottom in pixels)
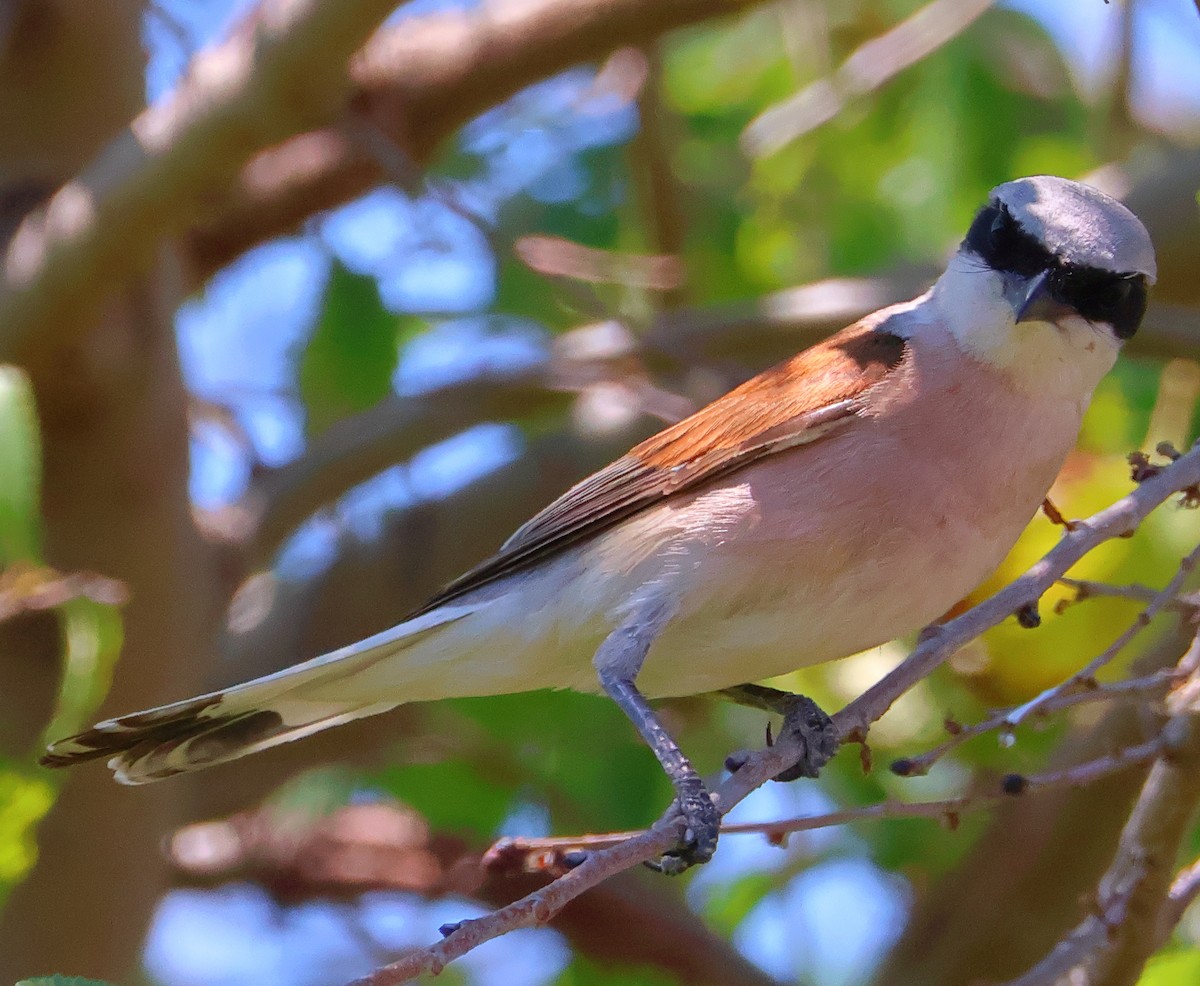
left=409, top=316, right=909, bottom=616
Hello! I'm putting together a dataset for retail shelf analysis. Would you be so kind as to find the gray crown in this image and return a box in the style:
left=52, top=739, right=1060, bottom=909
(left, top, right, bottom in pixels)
left=991, top=175, right=1156, bottom=282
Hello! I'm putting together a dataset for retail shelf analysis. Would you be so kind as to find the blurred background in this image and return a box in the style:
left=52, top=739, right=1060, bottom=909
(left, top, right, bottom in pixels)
left=2, top=0, right=1200, bottom=983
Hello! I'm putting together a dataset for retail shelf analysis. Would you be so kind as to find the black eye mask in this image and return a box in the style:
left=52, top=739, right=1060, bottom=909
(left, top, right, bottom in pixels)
left=963, top=202, right=1148, bottom=340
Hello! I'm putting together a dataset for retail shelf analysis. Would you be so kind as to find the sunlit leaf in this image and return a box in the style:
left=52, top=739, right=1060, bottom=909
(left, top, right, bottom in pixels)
left=0, top=762, right=56, bottom=909
left=1138, top=948, right=1200, bottom=986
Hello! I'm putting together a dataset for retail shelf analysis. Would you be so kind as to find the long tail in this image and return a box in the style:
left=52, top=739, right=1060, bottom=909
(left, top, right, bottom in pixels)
left=41, top=607, right=472, bottom=785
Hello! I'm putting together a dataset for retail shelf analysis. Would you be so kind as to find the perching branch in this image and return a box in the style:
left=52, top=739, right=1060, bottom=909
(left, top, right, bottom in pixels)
left=483, top=735, right=1166, bottom=863
left=166, top=803, right=780, bottom=986
left=835, top=443, right=1200, bottom=740
left=346, top=444, right=1200, bottom=985
left=890, top=549, right=1200, bottom=777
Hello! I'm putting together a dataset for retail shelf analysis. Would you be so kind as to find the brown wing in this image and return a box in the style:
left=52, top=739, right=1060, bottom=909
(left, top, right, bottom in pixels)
left=408, top=315, right=909, bottom=617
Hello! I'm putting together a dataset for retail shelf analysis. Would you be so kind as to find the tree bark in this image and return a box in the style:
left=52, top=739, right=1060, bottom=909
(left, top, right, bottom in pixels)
left=0, top=2, right=220, bottom=978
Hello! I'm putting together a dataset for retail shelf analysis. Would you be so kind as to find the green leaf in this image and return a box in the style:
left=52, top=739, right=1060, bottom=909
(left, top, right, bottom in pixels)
left=662, top=9, right=792, bottom=115
left=493, top=253, right=574, bottom=328
left=372, top=760, right=514, bottom=839
left=264, top=765, right=360, bottom=818
left=446, top=691, right=672, bottom=831
left=0, top=366, right=42, bottom=565
left=0, top=762, right=56, bottom=909
left=299, top=262, right=411, bottom=437
left=1138, top=948, right=1200, bottom=985
left=42, top=597, right=125, bottom=745
left=554, top=953, right=679, bottom=986
left=702, top=870, right=780, bottom=935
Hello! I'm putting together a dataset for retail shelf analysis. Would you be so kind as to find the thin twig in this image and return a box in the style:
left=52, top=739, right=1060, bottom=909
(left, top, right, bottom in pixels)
left=1157, top=854, right=1200, bottom=945
left=350, top=443, right=1200, bottom=986
left=486, top=736, right=1165, bottom=864
left=1055, top=576, right=1198, bottom=615
left=1042, top=496, right=1078, bottom=531
left=351, top=712, right=813, bottom=984
left=732, top=735, right=1163, bottom=837
left=0, top=564, right=128, bottom=621
left=1005, top=541, right=1200, bottom=730
left=891, top=671, right=1177, bottom=777
left=742, top=0, right=994, bottom=157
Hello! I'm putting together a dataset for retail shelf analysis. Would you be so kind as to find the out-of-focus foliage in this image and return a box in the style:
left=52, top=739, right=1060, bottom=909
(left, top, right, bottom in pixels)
left=662, top=6, right=1093, bottom=296
left=0, top=368, right=41, bottom=563
left=1141, top=950, right=1200, bottom=986
left=300, top=261, right=415, bottom=436
left=0, top=371, right=123, bottom=909
left=0, top=769, right=54, bottom=912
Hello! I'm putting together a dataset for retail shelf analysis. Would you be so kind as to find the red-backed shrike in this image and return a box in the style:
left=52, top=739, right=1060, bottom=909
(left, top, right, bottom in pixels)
left=45, top=176, right=1155, bottom=870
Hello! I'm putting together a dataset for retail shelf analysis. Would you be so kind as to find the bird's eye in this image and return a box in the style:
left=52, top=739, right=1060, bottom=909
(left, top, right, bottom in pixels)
left=1094, top=277, right=1133, bottom=313
left=963, top=202, right=1052, bottom=277
left=988, top=210, right=1014, bottom=254
left=963, top=205, right=1017, bottom=268
left=1057, top=270, right=1148, bottom=340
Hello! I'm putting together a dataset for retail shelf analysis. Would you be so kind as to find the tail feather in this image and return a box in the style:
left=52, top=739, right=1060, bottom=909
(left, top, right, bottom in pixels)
left=42, top=606, right=473, bottom=784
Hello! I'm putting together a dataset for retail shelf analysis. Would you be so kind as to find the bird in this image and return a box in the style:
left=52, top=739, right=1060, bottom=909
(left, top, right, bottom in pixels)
left=43, top=175, right=1155, bottom=870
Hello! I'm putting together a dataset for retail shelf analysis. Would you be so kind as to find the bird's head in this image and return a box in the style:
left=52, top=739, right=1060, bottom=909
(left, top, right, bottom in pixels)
left=934, top=175, right=1156, bottom=396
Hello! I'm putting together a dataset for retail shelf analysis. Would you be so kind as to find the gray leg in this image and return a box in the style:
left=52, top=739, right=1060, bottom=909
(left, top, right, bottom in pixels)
left=593, top=597, right=721, bottom=873
left=719, top=683, right=839, bottom=782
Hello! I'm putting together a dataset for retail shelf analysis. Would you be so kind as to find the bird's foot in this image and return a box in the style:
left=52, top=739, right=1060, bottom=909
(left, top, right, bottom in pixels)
left=647, top=780, right=721, bottom=876
left=718, top=684, right=838, bottom=782
left=770, top=694, right=838, bottom=782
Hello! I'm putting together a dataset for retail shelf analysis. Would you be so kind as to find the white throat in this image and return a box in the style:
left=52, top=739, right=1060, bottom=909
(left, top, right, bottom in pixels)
left=931, top=252, right=1120, bottom=400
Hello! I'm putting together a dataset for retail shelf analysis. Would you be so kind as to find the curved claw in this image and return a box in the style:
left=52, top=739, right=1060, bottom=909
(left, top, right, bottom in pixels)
left=649, top=783, right=721, bottom=875
left=772, top=695, right=838, bottom=783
